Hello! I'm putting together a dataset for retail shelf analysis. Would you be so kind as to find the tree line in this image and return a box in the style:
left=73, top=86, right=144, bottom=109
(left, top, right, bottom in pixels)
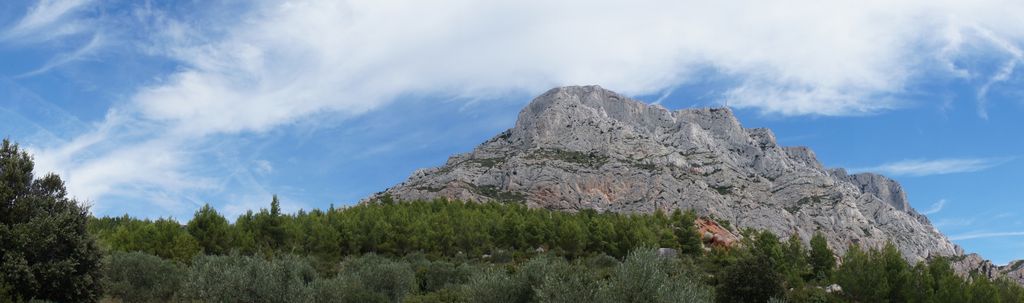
left=89, top=195, right=705, bottom=265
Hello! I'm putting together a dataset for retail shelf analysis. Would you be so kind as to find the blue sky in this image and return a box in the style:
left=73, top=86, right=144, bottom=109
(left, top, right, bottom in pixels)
left=1, top=0, right=1023, bottom=264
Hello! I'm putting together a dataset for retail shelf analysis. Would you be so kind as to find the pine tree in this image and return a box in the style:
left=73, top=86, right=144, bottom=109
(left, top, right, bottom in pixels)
left=672, top=209, right=702, bottom=255
left=782, top=234, right=810, bottom=287
left=718, top=231, right=785, bottom=303
left=808, top=232, right=835, bottom=281
left=271, top=195, right=282, bottom=217
left=187, top=204, right=232, bottom=254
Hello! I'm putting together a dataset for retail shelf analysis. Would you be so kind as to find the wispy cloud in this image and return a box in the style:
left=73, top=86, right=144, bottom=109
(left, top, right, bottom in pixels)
left=2, top=0, right=95, bottom=43
left=16, top=33, right=103, bottom=78
left=950, top=231, right=1024, bottom=241
left=934, top=217, right=977, bottom=229
left=923, top=199, right=947, bottom=215
left=853, top=158, right=1011, bottom=177
left=971, top=26, right=1024, bottom=119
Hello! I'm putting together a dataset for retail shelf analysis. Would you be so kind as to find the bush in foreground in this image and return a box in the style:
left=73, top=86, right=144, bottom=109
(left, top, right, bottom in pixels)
left=102, top=251, right=184, bottom=303
left=179, top=254, right=317, bottom=302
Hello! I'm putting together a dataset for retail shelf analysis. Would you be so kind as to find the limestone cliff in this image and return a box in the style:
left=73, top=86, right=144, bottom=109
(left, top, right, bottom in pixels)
left=371, top=85, right=961, bottom=263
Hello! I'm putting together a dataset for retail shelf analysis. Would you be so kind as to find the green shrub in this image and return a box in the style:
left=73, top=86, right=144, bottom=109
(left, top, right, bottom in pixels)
left=412, top=260, right=474, bottom=293
left=515, top=254, right=571, bottom=299
left=310, top=277, right=388, bottom=303
left=102, top=251, right=184, bottom=303
left=464, top=268, right=523, bottom=303
left=338, top=254, right=417, bottom=303
left=466, top=254, right=572, bottom=303
left=403, top=287, right=467, bottom=303
left=179, top=254, right=316, bottom=302
left=597, top=249, right=713, bottom=303
left=534, top=263, right=599, bottom=303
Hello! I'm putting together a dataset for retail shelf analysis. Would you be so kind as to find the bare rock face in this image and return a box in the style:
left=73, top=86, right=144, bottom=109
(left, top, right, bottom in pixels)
left=1003, top=261, right=1024, bottom=284
left=949, top=255, right=1024, bottom=284
left=952, top=254, right=1002, bottom=279
left=372, top=85, right=959, bottom=262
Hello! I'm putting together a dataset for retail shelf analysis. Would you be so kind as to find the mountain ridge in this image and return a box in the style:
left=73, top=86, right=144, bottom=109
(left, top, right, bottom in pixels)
left=370, top=85, right=1021, bottom=282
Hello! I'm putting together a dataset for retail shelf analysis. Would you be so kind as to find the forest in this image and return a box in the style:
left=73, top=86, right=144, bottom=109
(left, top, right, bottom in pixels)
left=3, top=138, right=1024, bottom=302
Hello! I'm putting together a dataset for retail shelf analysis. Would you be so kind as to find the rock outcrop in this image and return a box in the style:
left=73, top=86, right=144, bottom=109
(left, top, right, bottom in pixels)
left=1003, top=261, right=1024, bottom=284
left=371, top=85, right=961, bottom=262
left=696, top=218, right=739, bottom=248
left=950, top=254, right=1024, bottom=283
left=952, top=254, right=1002, bottom=279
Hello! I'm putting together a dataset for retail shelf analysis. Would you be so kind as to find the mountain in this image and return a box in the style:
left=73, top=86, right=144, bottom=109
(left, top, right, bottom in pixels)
left=371, top=85, right=1012, bottom=275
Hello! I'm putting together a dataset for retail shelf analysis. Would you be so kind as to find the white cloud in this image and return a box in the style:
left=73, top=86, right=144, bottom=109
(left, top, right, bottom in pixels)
left=950, top=231, right=1024, bottom=241
left=132, top=0, right=1024, bottom=133
left=923, top=199, right=947, bottom=215
left=28, top=111, right=217, bottom=214
left=2, top=0, right=94, bottom=43
left=853, top=158, right=1011, bottom=177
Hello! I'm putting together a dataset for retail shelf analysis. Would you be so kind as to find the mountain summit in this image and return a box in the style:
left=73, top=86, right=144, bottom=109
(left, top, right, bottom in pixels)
left=374, top=85, right=958, bottom=262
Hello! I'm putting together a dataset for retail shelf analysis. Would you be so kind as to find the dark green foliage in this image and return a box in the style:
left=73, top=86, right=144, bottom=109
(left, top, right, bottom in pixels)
left=527, top=148, right=608, bottom=167
left=407, top=256, right=474, bottom=293
left=470, top=184, right=528, bottom=203
left=310, top=277, right=389, bottom=303
left=187, top=203, right=232, bottom=255
left=404, top=288, right=467, bottom=303
left=710, top=185, right=733, bottom=195
left=102, top=251, right=183, bottom=303
left=717, top=231, right=785, bottom=303
left=808, top=232, right=835, bottom=280
left=781, top=234, right=810, bottom=286
left=672, top=209, right=703, bottom=255
left=0, top=139, right=103, bottom=302
left=834, top=243, right=910, bottom=302
left=93, top=199, right=683, bottom=260
left=97, top=216, right=201, bottom=263
left=234, top=195, right=289, bottom=256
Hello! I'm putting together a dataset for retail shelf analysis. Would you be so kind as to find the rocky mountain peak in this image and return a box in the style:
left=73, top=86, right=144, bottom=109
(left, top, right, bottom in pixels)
left=373, top=85, right=963, bottom=264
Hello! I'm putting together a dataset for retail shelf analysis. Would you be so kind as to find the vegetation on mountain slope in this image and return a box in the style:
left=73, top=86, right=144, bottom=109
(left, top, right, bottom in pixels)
left=85, top=197, right=1024, bottom=303
left=2, top=138, right=1023, bottom=302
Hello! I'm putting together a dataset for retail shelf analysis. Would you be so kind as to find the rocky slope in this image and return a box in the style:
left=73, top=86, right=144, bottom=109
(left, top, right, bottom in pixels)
left=952, top=254, right=1024, bottom=284
left=371, top=85, right=993, bottom=267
